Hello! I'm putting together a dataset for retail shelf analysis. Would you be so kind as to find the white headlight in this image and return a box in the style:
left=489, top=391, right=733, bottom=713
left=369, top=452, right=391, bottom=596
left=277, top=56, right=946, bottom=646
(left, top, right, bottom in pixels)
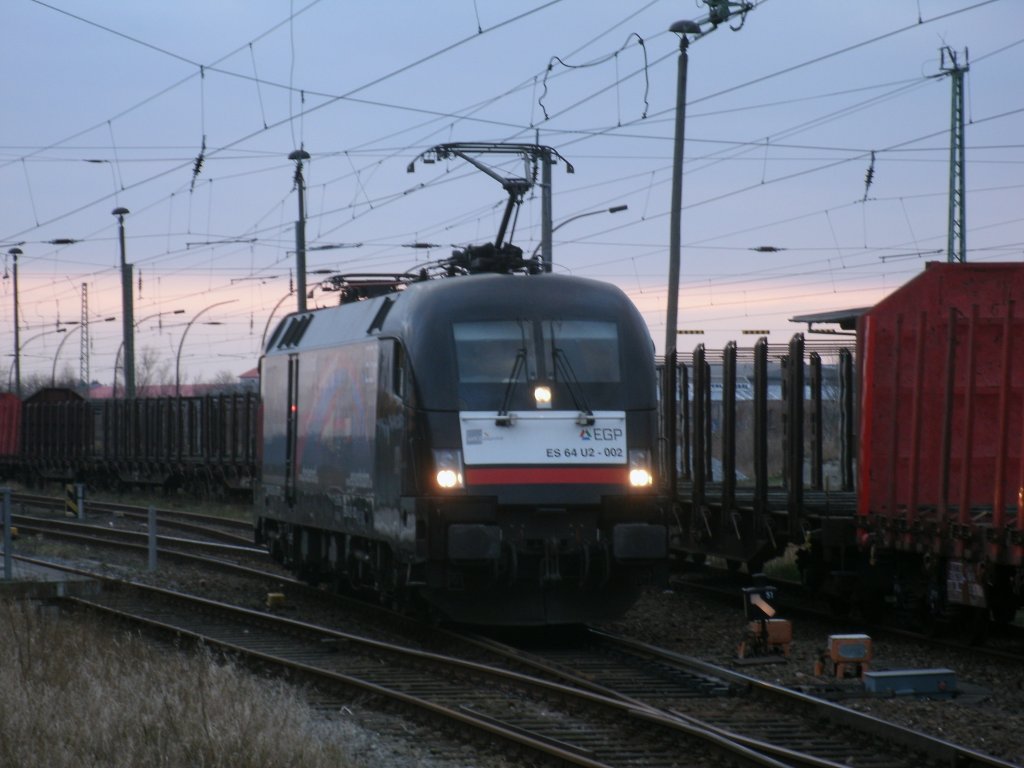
left=628, top=449, right=654, bottom=487
left=629, top=468, right=653, bottom=487
left=436, top=469, right=462, bottom=489
left=534, top=385, right=552, bottom=408
left=433, top=449, right=465, bottom=490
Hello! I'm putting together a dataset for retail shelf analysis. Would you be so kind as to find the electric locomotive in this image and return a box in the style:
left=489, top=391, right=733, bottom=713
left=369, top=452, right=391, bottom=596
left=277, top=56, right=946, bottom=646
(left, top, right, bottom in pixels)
left=255, top=248, right=667, bottom=625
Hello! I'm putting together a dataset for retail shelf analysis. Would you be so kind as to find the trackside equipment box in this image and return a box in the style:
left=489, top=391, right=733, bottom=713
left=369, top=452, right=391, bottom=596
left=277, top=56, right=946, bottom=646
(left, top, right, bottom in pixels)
left=864, top=669, right=957, bottom=696
left=828, top=634, right=872, bottom=663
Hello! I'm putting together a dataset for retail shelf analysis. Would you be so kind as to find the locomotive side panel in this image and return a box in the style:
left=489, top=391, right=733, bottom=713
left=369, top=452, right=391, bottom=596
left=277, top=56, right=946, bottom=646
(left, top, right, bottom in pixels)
left=259, top=354, right=288, bottom=499
left=259, top=336, right=417, bottom=549
left=298, top=341, right=379, bottom=525
left=372, top=339, right=412, bottom=545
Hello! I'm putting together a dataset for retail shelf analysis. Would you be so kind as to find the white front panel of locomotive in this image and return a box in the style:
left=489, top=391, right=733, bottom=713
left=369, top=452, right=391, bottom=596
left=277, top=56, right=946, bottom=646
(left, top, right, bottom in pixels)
left=459, top=411, right=627, bottom=465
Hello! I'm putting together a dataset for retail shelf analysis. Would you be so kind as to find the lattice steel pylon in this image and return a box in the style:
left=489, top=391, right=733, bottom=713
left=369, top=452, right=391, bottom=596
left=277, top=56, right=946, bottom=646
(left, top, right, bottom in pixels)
left=941, top=47, right=968, bottom=263
left=80, top=283, right=89, bottom=387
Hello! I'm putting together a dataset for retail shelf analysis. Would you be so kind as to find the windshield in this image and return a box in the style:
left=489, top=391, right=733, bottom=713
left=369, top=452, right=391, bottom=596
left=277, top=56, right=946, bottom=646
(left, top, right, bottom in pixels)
left=453, top=318, right=621, bottom=410
left=544, top=320, right=620, bottom=383
left=453, top=320, right=534, bottom=383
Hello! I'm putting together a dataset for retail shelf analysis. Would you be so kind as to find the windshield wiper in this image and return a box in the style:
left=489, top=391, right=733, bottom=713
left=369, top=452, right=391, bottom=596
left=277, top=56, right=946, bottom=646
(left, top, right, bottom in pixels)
left=552, top=347, right=594, bottom=425
left=496, top=348, right=526, bottom=426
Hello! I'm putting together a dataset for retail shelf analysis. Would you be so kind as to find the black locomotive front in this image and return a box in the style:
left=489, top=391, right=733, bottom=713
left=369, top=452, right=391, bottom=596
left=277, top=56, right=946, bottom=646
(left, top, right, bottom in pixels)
left=406, top=275, right=666, bottom=624
left=257, top=272, right=667, bottom=626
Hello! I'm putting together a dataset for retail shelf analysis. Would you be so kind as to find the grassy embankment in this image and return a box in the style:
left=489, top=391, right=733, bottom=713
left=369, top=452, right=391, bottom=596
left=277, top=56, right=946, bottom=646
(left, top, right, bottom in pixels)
left=0, top=602, right=369, bottom=768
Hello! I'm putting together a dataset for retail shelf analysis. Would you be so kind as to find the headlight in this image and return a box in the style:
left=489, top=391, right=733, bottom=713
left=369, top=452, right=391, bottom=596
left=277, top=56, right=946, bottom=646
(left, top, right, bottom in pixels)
left=436, top=469, right=462, bottom=489
left=533, top=384, right=552, bottom=408
left=433, top=449, right=464, bottom=490
left=628, top=449, right=654, bottom=487
left=629, top=468, right=654, bottom=487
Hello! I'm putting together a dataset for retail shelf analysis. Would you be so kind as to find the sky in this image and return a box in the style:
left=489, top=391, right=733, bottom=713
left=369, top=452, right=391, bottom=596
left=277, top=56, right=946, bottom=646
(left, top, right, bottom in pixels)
left=2, top=0, right=1022, bottom=388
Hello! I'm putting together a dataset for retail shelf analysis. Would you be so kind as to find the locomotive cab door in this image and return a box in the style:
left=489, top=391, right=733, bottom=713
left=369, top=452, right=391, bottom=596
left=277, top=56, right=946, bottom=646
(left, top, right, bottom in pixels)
left=284, top=354, right=299, bottom=506
left=375, top=339, right=409, bottom=511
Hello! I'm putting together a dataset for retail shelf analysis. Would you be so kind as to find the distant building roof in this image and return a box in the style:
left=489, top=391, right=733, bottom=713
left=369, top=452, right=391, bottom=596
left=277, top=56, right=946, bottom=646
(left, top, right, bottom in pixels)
left=789, top=307, right=870, bottom=334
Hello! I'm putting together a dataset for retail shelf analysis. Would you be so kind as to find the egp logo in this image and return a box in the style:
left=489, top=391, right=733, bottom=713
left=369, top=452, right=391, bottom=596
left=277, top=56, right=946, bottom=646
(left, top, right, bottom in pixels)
left=579, top=427, right=623, bottom=442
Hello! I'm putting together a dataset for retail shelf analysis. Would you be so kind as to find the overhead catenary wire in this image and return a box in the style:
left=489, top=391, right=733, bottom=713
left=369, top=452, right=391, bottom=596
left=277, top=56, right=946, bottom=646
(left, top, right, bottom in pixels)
left=3, top=1, right=1021, bottom=382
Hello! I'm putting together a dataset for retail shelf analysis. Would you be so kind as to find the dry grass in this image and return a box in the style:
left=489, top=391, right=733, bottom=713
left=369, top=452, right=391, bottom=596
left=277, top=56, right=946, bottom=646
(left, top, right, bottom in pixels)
left=0, top=601, right=363, bottom=768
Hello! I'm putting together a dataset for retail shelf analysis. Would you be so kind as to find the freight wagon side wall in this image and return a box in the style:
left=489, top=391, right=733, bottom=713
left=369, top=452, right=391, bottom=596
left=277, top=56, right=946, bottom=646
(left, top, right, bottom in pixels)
left=0, top=393, right=21, bottom=458
left=857, top=262, right=1024, bottom=563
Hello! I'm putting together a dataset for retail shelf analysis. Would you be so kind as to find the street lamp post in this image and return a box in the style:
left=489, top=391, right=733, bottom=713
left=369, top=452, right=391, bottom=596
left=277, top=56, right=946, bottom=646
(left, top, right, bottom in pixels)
left=112, top=207, right=135, bottom=398
left=175, top=300, right=236, bottom=396
left=289, top=149, right=311, bottom=314
left=50, top=325, right=81, bottom=388
left=7, top=248, right=21, bottom=397
left=664, top=19, right=701, bottom=501
left=51, top=317, right=116, bottom=388
left=9, top=326, right=66, bottom=391
left=112, top=309, right=185, bottom=398
left=663, top=3, right=755, bottom=495
left=665, top=20, right=701, bottom=365
left=529, top=205, right=627, bottom=263
left=260, top=290, right=296, bottom=351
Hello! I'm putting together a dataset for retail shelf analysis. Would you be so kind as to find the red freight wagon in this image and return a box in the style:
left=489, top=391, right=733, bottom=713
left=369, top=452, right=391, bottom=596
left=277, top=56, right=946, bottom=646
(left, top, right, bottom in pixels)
left=0, top=393, right=20, bottom=459
left=857, top=262, right=1024, bottom=616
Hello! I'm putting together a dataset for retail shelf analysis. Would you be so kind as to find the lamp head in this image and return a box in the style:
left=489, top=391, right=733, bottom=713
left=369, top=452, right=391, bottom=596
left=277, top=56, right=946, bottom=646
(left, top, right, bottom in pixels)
left=669, top=19, right=702, bottom=35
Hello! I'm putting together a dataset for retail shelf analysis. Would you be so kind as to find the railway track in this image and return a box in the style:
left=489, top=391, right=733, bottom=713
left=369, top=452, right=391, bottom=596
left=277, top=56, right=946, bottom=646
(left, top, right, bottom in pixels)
left=4, top=507, right=276, bottom=584
left=7, top=548, right=1009, bottom=768
left=66, top=579, right=1019, bottom=767
left=2, top=495, right=1017, bottom=765
left=8, top=491, right=253, bottom=545
left=62, top=574, right=795, bottom=768
left=460, top=627, right=1015, bottom=768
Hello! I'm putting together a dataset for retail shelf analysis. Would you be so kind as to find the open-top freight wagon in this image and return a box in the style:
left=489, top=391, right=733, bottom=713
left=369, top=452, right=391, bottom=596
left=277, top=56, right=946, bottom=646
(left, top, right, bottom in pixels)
left=0, top=388, right=257, bottom=498
left=672, top=262, right=1023, bottom=626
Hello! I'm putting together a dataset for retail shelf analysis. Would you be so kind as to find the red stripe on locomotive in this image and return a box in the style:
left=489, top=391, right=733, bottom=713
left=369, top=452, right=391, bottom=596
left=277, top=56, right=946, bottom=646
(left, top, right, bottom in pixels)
left=465, top=466, right=626, bottom=485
